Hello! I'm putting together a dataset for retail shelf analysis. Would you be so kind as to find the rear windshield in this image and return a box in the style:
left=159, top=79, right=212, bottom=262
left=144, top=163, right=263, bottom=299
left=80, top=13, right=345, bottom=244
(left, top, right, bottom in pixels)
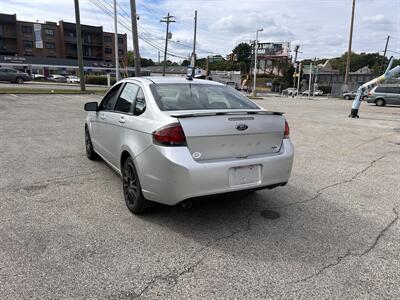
left=149, top=83, right=259, bottom=111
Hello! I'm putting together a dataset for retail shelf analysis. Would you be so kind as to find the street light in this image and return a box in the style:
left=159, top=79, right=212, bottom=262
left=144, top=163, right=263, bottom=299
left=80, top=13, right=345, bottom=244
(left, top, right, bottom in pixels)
left=253, top=28, right=263, bottom=97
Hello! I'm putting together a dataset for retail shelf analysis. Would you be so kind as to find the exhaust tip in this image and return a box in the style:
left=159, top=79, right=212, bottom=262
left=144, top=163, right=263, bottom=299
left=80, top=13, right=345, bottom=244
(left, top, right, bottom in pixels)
left=181, top=200, right=193, bottom=210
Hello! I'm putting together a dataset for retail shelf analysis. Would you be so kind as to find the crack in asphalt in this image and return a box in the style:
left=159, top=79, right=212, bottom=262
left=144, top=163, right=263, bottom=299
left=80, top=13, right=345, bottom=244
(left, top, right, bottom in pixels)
left=125, top=208, right=257, bottom=299
left=359, top=208, right=399, bottom=257
left=118, top=155, right=391, bottom=297
left=290, top=207, right=399, bottom=285
left=271, top=155, right=386, bottom=210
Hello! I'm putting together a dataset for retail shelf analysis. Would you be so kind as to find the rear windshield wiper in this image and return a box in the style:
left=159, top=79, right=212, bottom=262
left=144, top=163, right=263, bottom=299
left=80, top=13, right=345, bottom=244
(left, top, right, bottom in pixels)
left=170, top=111, right=284, bottom=118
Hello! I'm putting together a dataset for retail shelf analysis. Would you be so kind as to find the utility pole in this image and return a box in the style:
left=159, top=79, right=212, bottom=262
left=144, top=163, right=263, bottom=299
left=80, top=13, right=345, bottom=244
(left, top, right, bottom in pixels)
left=74, top=0, right=85, bottom=91
left=380, top=35, right=390, bottom=73
left=344, top=0, right=356, bottom=85
left=160, top=13, right=175, bottom=76
left=114, top=0, right=119, bottom=81
left=252, top=28, right=263, bottom=97
left=191, top=10, right=197, bottom=77
left=297, top=62, right=302, bottom=97
left=130, top=0, right=141, bottom=77
left=308, top=62, right=313, bottom=98
left=292, top=45, right=300, bottom=96
left=313, top=57, right=317, bottom=95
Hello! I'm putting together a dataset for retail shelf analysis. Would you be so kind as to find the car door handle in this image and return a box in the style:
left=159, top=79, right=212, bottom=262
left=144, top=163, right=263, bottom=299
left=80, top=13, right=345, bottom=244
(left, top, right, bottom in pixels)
left=118, top=117, right=126, bottom=124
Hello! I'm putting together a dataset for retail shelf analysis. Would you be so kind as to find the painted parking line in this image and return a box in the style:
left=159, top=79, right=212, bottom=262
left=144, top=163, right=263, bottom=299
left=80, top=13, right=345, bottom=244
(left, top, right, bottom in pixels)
left=9, top=94, right=21, bottom=98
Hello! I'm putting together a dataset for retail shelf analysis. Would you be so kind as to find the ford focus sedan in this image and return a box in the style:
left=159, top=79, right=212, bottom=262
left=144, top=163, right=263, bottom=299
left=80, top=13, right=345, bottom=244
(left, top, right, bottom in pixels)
left=84, top=77, right=294, bottom=214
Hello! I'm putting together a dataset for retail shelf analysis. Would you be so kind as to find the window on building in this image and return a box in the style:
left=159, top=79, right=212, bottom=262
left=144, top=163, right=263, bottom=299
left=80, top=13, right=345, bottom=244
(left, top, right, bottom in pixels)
left=104, top=36, right=112, bottom=43
left=23, top=40, right=33, bottom=48
left=0, top=25, right=4, bottom=36
left=118, top=49, right=124, bottom=55
left=46, top=42, right=56, bottom=49
left=22, top=26, right=32, bottom=33
left=45, top=28, right=54, bottom=36
left=105, top=47, right=112, bottom=54
left=118, top=37, right=123, bottom=44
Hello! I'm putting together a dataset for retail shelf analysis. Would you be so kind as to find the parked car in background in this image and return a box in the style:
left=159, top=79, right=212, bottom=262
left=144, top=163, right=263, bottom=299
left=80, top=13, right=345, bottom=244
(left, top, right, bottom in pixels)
left=343, top=91, right=367, bottom=100
left=84, top=77, right=294, bottom=214
left=0, top=67, right=30, bottom=84
left=367, top=85, right=400, bottom=106
left=32, top=74, right=45, bottom=80
left=301, top=90, right=323, bottom=96
left=46, top=74, right=67, bottom=82
left=66, top=75, right=80, bottom=83
left=313, top=90, right=324, bottom=96
left=282, top=88, right=297, bottom=96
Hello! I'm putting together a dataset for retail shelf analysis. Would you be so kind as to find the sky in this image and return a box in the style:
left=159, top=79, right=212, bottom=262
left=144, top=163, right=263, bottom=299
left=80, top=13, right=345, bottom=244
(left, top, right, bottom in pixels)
left=2, top=0, right=399, bottom=62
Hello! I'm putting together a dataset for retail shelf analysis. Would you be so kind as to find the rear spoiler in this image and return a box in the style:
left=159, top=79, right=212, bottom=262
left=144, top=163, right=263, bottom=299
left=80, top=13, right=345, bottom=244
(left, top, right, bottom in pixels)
left=170, top=111, right=284, bottom=118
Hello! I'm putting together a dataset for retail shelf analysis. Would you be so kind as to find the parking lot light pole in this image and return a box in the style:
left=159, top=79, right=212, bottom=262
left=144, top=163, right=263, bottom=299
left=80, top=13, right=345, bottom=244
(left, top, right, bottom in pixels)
left=252, top=28, right=263, bottom=97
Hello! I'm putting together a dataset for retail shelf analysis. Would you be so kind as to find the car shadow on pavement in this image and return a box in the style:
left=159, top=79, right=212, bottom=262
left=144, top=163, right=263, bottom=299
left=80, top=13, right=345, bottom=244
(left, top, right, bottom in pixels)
left=138, top=185, right=380, bottom=269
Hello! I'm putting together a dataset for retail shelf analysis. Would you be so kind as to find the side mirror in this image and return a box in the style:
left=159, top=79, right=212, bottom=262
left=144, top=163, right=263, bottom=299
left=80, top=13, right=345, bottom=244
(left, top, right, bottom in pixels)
left=84, top=102, right=98, bottom=111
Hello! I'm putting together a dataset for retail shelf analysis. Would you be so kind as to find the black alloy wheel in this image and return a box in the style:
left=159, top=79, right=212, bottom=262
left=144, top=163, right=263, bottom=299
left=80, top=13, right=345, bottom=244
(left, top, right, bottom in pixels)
left=122, top=157, right=149, bottom=214
left=85, top=127, right=99, bottom=160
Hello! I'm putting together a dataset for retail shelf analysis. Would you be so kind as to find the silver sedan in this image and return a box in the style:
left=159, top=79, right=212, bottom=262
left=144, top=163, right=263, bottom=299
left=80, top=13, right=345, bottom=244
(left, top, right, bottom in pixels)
left=84, top=77, right=294, bottom=214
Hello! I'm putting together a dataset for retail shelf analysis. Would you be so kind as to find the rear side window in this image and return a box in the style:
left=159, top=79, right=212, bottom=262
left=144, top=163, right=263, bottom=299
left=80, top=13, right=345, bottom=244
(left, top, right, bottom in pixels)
left=114, top=83, right=139, bottom=113
left=149, top=84, right=258, bottom=111
left=98, top=84, right=121, bottom=111
left=375, top=87, right=389, bottom=93
left=134, top=88, right=146, bottom=115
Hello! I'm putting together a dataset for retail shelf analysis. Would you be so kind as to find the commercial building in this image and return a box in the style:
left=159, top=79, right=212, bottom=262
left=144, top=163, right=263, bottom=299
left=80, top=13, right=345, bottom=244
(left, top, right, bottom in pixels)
left=301, top=60, right=376, bottom=95
left=0, top=13, right=128, bottom=75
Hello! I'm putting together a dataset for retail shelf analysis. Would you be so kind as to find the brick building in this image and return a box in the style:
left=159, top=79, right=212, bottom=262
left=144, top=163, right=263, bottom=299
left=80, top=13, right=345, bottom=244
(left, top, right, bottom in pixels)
left=0, top=13, right=128, bottom=69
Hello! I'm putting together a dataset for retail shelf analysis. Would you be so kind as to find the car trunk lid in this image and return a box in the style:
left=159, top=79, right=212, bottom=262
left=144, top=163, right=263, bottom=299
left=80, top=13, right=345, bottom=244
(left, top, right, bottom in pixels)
left=170, top=111, right=286, bottom=161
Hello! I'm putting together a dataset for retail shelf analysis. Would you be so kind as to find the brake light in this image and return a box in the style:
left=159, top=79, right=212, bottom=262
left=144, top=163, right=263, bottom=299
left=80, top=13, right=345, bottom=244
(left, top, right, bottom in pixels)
left=153, top=123, right=187, bottom=146
left=284, top=120, right=290, bottom=139
left=368, top=92, right=372, bottom=96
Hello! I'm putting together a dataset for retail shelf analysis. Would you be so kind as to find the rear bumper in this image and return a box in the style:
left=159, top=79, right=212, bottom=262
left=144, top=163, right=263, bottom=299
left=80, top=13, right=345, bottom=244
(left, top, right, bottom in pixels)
left=134, top=139, right=294, bottom=205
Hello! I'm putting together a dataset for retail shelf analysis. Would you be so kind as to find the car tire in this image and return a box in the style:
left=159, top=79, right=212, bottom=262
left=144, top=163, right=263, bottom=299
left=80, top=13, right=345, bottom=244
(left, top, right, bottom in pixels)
left=16, top=77, right=24, bottom=84
left=85, top=126, right=99, bottom=160
left=375, top=98, right=385, bottom=106
left=344, top=95, right=350, bottom=100
left=122, top=156, right=151, bottom=214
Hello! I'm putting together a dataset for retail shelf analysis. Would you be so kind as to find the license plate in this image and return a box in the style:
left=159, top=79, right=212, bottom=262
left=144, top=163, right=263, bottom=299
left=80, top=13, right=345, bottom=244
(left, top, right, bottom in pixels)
left=229, top=165, right=262, bottom=187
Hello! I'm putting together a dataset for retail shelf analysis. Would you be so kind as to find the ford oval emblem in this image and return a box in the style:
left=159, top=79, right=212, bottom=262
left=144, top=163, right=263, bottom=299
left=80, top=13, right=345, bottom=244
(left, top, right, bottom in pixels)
left=236, top=124, right=248, bottom=131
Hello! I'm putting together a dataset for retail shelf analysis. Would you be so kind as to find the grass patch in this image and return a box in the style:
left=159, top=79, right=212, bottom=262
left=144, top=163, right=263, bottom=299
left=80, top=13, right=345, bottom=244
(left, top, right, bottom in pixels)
left=0, top=88, right=108, bottom=95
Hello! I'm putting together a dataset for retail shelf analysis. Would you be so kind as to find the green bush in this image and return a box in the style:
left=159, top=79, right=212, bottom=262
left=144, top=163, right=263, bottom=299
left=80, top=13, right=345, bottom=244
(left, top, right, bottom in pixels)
left=85, top=75, right=116, bottom=85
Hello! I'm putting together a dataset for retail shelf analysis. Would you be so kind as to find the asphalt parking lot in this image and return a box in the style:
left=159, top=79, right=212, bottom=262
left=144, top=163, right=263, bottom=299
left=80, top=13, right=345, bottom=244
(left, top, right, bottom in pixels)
left=0, top=93, right=399, bottom=299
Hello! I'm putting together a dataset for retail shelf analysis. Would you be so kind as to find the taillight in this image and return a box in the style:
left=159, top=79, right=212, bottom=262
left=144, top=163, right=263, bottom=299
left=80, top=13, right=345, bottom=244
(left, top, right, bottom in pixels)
left=153, top=123, right=187, bottom=146
left=284, top=120, right=290, bottom=139
left=368, top=92, right=372, bottom=96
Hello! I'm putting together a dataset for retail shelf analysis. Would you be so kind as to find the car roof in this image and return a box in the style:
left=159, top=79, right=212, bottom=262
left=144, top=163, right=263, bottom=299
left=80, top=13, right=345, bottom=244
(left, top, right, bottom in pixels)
left=123, top=76, right=225, bottom=86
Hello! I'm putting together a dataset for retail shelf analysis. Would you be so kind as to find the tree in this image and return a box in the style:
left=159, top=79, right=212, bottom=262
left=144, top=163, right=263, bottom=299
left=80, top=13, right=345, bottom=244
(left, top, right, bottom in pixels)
left=127, top=51, right=155, bottom=67
left=232, top=42, right=252, bottom=73
left=181, top=59, right=190, bottom=67
left=232, top=42, right=252, bottom=64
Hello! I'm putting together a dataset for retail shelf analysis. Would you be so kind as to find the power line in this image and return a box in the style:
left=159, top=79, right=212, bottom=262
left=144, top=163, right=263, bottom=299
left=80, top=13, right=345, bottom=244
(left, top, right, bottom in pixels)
left=95, top=0, right=186, bottom=58
left=88, top=0, right=187, bottom=59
